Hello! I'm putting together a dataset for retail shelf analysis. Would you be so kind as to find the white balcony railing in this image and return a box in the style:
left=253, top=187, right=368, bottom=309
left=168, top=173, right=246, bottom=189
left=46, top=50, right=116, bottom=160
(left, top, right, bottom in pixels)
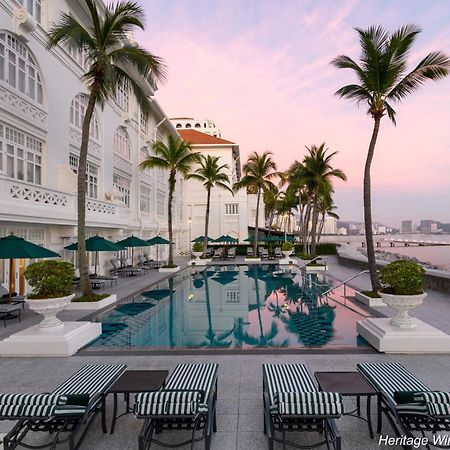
left=0, top=176, right=126, bottom=226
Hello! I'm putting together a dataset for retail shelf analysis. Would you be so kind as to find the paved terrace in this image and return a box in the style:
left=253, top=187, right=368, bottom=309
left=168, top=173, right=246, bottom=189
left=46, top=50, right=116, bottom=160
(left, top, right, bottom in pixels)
left=1, top=255, right=450, bottom=449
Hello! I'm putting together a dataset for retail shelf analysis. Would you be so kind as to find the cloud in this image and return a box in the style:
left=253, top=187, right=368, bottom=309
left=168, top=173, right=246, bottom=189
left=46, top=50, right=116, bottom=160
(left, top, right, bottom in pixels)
left=137, top=0, right=450, bottom=224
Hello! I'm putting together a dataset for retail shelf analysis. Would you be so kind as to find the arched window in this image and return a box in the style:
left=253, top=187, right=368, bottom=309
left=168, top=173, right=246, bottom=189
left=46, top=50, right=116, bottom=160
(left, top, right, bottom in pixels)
left=185, top=123, right=191, bottom=128
left=115, top=79, right=129, bottom=111
left=175, top=123, right=182, bottom=128
left=18, top=0, right=42, bottom=23
left=139, top=146, right=150, bottom=163
left=194, top=123, right=201, bottom=128
left=70, top=94, right=99, bottom=140
left=114, top=127, right=130, bottom=159
left=0, top=32, right=43, bottom=104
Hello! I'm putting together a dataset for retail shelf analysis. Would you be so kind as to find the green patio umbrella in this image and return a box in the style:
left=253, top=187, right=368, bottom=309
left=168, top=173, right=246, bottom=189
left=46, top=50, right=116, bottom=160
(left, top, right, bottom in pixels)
left=214, top=235, right=238, bottom=243
left=147, top=236, right=170, bottom=262
left=65, top=235, right=124, bottom=275
left=191, top=235, right=213, bottom=243
left=0, top=234, right=60, bottom=302
left=117, top=235, right=150, bottom=266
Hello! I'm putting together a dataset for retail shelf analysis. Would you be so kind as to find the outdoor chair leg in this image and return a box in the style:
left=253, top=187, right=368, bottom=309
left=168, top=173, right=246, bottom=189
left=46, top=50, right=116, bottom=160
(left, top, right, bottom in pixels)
left=101, top=396, right=107, bottom=433
left=377, top=395, right=382, bottom=433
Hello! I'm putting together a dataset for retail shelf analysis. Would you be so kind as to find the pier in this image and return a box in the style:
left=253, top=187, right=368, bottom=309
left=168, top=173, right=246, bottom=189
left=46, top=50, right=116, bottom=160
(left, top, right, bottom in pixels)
left=383, top=238, right=450, bottom=247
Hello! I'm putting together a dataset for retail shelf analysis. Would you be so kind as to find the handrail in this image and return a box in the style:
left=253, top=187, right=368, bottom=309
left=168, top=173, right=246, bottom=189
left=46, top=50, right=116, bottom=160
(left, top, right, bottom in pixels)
left=322, top=270, right=369, bottom=297
left=298, top=271, right=370, bottom=317
left=297, top=256, right=323, bottom=270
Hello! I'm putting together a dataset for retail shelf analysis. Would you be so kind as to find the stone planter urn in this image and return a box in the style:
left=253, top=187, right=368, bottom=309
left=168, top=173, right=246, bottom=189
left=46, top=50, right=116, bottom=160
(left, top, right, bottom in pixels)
left=26, top=294, right=75, bottom=329
left=192, top=251, right=203, bottom=263
left=282, top=250, right=293, bottom=258
left=379, top=292, right=427, bottom=329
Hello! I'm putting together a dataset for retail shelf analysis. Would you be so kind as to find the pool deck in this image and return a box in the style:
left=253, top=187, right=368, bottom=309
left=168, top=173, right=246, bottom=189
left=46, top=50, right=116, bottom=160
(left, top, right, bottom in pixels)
left=1, top=256, right=450, bottom=449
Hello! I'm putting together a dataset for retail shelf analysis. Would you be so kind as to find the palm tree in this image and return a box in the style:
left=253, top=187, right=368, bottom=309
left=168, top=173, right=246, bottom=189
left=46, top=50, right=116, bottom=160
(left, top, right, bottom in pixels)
left=234, top=152, right=277, bottom=256
left=317, top=194, right=339, bottom=243
left=332, top=24, right=450, bottom=290
left=263, top=184, right=280, bottom=230
left=302, top=144, right=346, bottom=256
left=140, top=136, right=200, bottom=266
left=48, top=0, right=166, bottom=296
left=187, top=155, right=233, bottom=255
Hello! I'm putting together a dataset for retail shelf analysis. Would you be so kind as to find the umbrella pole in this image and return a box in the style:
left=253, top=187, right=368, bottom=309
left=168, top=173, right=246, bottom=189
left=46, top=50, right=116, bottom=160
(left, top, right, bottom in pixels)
left=132, top=247, right=134, bottom=266
left=8, top=258, right=15, bottom=304
left=95, top=251, right=98, bottom=276
left=157, top=244, right=159, bottom=262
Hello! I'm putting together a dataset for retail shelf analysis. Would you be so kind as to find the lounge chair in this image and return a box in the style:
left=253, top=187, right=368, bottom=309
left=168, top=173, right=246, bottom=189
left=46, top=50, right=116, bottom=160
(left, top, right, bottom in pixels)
left=358, top=362, right=450, bottom=445
left=110, top=258, right=141, bottom=276
left=263, top=363, right=342, bottom=450
left=1, top=364, right=126, bottom=450
left=227, top=247, right=236, bottom=260
left=205, top=248, right=214, bottom=258
left=246, top=247, right=253, bottom=257
left=274, top=247, right=283, bottom=258
left=0, top=304, right=21, bottom=327
left=212, top=248, right=223, bottom=260
left=0, top=285, right=25, bottom=309
left=259, top=248, right=269, bottom=260
left=134, top=363, right=218, bottom=450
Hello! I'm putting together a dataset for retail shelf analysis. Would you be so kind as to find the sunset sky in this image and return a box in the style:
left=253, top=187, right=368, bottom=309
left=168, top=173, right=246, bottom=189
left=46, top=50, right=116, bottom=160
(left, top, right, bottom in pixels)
left=135, top=0, right=450, bottom=227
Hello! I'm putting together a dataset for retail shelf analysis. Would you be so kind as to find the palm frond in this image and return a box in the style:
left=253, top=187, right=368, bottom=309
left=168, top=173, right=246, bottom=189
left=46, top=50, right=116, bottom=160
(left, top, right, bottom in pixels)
left=139, top=155, right=169, bottom=170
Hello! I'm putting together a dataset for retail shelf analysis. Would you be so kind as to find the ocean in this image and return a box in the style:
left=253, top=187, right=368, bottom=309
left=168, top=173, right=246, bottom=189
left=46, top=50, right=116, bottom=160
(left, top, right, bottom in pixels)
left=321, top=234, right=450, bottom=271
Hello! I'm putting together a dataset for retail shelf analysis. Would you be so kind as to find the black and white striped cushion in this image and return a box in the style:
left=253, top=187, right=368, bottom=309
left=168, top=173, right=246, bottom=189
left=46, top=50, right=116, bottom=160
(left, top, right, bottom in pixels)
left=395, top=392, right=450, bottom=417
left=164, top=364, right=218, bottom=400
left=270, top=391, right=343, bottom=416
left=134, top=364, right=217, bottom=418
left=263, top=364, right=318, bottom=405
left=0, top=394, right=86, bottom=418
left=134, top=391, right=204, bottom=416
left=0, top=394, right=67, bottom=406
left=357, top=363, right=429, bottom=404
left=52, top=364, right=126, bottom=396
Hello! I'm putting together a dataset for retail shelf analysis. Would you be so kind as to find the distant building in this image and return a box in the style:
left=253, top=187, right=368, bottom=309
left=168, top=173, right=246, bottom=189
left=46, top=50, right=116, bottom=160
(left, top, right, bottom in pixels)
left=171, top=117, right=221, bottom=137
left=420, top=220, right=438, bottom=234
left=401, top=220, right=414, bottom=233
left=322, top=216, right=338, bottom=235
left=337, top=227, right=347, bottom=236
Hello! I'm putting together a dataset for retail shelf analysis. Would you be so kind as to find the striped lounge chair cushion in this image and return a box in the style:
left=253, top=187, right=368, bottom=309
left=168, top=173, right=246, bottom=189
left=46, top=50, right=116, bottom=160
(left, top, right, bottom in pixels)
left=263, top=364, right=318, bottom=405
left=52, top=364, right=126, bottom=396
left=164, top=364, right=218, bottom=401
left=270, top=392, right=343, bottom=416
left=394, top=391, right=450, bottom=417
left=357, top=363, right=429, bottom=404
left=134, top=391, right=207, bottom=416
left=134, top=364, right=218, bottom=417
left=0, top=394, right=86, bottom=418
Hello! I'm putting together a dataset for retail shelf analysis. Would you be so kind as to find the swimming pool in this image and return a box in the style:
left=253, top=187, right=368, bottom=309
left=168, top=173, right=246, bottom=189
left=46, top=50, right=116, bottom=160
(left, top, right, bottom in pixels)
left=88, top=265, right=371, bottom=350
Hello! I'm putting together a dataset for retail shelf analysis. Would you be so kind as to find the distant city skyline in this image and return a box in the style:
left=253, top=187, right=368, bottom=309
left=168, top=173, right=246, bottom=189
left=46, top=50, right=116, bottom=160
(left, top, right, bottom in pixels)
left=136, top=0, right=450, bottom=225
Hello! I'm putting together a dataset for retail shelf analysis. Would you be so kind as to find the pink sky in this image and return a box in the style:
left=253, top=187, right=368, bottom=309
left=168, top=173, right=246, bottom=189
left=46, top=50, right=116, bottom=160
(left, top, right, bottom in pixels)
left=135, top=0, right=450, bottom=226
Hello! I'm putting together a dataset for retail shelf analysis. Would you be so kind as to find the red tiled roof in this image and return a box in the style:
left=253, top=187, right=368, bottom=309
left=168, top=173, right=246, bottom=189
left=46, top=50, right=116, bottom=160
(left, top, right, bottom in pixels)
left=178, top=129, right=235, bottom=145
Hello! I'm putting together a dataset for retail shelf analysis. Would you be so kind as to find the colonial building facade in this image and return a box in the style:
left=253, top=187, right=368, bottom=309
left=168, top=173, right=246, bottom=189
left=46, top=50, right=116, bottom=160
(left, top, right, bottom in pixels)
left=0, top=0, right=186, bottom=284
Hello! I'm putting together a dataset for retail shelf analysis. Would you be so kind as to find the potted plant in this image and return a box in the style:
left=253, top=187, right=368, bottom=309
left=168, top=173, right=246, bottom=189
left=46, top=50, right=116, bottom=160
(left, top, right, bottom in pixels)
left=24, top=260, right=75, bottom=329
left=192, top=242, right=203, bottom=261
left=281, top=241, right=293, bottom=257
left=379, top=260, right=426, bottom=328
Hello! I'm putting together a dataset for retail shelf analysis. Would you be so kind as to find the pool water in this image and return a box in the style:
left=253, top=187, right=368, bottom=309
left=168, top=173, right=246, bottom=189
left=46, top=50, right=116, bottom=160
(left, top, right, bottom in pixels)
left=89, top=265, right=370, bottom=350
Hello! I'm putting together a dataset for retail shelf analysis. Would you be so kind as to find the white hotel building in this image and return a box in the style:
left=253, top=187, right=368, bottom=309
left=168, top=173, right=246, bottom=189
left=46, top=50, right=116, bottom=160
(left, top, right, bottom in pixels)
left=0, top=0, right=260, bottom=286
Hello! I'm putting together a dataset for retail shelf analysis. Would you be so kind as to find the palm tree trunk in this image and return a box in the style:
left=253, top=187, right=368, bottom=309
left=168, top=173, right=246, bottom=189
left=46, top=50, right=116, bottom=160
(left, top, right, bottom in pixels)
left=167, top=170, right=176, bottom=266
left=253, top=189, right=261, bottom=256
left=365, top=117, right=382, bottom=291
left=203, top=187, right=211, bottom=257
left=78, top=81, right=100, bottom=297
left=302, top=199, right=311, bottom=254
left=310, top=192, right=319, bottom=257
left=317, top=213, right=325, bottom=243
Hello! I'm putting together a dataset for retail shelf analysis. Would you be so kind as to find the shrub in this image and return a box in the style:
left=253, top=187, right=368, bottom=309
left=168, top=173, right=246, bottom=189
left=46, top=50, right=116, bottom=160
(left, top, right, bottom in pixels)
left=162, top=263, right=178, bottom=269
left=293, top=243, right=338, bottom=256
left=73, top=294, right=109, bottom=303
left=380, top=260, right=425, bottom=295
left=282, top=242, right=293, bottom=252
left=25, top=260, right=74, bottom=299
left=192, top=242, right=203, bottom=253
left=361, top=290, right=381, bottom=298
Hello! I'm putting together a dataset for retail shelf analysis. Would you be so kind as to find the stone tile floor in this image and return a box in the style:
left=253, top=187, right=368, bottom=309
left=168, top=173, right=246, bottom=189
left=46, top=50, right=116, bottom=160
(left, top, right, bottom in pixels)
left=1, top=256, right=450, bottom=448
left=1, top=353, right=450, bottom=449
